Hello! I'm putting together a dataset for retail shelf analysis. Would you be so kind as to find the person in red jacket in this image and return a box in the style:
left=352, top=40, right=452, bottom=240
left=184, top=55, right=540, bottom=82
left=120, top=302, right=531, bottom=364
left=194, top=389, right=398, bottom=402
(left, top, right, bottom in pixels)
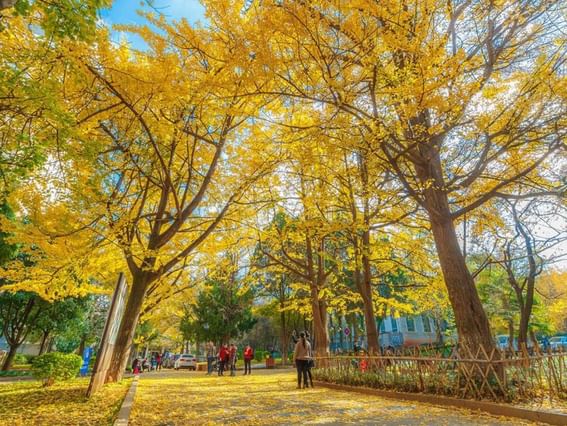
left=218, top=344, right=229, bottom=376
left=243, top=344, right=254, bottom=375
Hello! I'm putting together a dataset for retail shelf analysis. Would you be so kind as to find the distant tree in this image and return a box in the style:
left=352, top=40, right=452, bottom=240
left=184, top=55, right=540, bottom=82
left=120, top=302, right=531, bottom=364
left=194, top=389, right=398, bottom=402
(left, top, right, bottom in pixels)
left=181, top=278, right=256, bottom=347
left=34, top=298, right=87, bottom=355
left=0, top=292, right=43, bottom=370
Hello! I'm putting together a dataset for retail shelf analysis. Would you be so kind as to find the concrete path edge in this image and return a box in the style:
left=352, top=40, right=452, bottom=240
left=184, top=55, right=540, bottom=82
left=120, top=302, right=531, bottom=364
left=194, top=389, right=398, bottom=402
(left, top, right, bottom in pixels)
left=313, top=381, right=567, bottom=426
left=114, top=375, right=139, bottom=426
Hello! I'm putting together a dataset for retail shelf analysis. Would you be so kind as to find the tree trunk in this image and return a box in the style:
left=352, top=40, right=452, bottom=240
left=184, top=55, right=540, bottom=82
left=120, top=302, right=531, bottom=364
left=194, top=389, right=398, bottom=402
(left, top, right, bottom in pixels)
left=513, top=206, right=537, bottom=349
left=310, top=291, right=329, bottom=357
left=105, top=271, right=151, bottom=383
left=361, top=234, right=379, bottom=353
left=0, top=0, right=16, bottom=11
left=518, top=305, right=531, bottom=351
left=77, top=336, right=86, bottom=356
left=508, top=320, right=515, bottom=353
left=353, top=237, right=380, bottom=354
left=352, top=314, right=359, bottom=349
left=405, top=126, right=494, bottom=353
left=338, top=315, right=344, bottom=350
left=429, top=214, right=495, bottom=351
left=38, top=331, right=50, bottom=355
left=280, top=307, right=287, bottom=365
left=1, top=344, right=19, bottom=371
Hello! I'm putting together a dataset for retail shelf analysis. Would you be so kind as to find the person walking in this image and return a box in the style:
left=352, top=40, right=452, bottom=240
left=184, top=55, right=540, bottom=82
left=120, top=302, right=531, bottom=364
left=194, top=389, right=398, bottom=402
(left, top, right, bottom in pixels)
left=243, top=344, right=254, bottom=375
left=293, top=332, right=311, bottom=389
left=229, top=344, right=237, bottom=377
left=206, top=342, right=216, bottom=375
left=218, top=344, right=229, bottom=376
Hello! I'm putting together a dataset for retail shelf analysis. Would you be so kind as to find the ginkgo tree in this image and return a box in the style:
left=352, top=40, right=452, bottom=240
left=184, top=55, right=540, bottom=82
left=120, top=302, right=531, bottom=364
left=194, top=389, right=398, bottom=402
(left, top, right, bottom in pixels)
left=228, top=0, right=567, bottom=350
left=4, top=14, right=279, bottom=382
left=0, top=0, right=112, bottom=197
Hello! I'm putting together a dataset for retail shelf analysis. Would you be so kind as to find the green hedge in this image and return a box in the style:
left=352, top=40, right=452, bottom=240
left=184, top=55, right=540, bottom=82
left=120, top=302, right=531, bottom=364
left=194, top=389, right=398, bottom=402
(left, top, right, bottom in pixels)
left=32, top=352, right=82, bottom=386
left=0, top=369, right=31, bottom=377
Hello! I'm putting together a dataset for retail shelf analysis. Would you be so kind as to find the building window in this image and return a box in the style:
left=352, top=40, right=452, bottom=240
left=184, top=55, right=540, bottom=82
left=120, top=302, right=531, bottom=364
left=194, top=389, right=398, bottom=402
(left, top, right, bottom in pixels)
left=406, top=317, right=415, bottom=332
left=422, top=315, right=431, bottom=332
left=379, top=319, right=386, bottom=332
left=391, top=317, right=398, bottom=333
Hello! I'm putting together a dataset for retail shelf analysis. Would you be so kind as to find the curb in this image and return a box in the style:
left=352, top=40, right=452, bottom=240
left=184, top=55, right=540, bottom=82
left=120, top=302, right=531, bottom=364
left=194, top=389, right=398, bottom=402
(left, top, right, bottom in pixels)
left=114, top=375, right=139, bottom=426
left=313, top=381, right=567, bottom=426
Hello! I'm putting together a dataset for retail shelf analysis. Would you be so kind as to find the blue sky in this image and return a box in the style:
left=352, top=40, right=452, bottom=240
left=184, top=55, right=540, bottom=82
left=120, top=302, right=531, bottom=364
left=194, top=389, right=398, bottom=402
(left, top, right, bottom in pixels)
left=101, top=0, right=206, bottom=48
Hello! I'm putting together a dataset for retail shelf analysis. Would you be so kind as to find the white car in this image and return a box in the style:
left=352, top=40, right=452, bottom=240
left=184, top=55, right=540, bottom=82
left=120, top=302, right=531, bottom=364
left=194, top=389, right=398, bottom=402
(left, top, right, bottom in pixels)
left=174, top=354, right=197, bottom=370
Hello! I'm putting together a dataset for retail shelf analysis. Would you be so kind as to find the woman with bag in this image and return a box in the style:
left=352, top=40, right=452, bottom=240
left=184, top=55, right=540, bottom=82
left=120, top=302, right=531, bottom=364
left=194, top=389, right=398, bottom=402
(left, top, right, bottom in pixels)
left=293, top=332, right=311, bottom=389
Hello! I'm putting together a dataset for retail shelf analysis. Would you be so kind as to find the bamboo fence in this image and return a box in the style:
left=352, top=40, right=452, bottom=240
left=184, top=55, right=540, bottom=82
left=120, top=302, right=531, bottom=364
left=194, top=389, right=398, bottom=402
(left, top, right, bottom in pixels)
left=313, top=344, right=567, bottom=402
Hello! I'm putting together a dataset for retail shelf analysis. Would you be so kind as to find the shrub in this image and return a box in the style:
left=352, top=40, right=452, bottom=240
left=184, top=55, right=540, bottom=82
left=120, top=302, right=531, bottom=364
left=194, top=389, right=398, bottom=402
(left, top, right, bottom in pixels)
left=13, top=354, right=36, bottom=365
left=13, top=354, right=28, bottom=365
left=32, top=352, right=82, bottom=386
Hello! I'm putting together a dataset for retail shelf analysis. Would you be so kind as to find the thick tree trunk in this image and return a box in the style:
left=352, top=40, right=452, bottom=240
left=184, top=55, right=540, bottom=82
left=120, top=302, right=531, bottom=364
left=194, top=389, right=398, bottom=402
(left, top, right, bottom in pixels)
left=429, top=215, right=495, bottom=351
left=1, top=344, right=19, bottom=371
left=105, top=272, right=151, bottom=383
left=413, top=145, right=494, bottom=351
left=309, top=281, right=329, bottom=357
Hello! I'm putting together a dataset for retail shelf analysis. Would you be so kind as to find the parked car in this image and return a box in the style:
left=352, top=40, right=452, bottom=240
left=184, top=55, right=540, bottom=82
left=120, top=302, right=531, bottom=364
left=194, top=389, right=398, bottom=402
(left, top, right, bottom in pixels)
left=549, top=336, right=567, bottom=352
left=174, top=354, right=197, bottom=370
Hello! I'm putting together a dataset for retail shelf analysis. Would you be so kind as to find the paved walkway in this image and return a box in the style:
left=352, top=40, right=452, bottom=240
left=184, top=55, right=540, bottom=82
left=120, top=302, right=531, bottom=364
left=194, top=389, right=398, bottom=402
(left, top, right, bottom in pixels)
left=129, top=369, right=536, bottom=425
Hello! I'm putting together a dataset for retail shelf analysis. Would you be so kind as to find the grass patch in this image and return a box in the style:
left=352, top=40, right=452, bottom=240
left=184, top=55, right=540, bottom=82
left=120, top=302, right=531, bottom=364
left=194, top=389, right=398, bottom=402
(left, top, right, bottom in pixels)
left=0, top=377, right=131, bottom=425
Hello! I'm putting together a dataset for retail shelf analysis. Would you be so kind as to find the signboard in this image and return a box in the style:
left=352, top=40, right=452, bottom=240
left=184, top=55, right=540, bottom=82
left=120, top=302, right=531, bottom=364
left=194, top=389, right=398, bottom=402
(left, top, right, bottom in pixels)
left=80, top=347, right=93, bottom=377
left=344, top=327, right=351, bottom=336
left=86, top=273, right=128, bottom=397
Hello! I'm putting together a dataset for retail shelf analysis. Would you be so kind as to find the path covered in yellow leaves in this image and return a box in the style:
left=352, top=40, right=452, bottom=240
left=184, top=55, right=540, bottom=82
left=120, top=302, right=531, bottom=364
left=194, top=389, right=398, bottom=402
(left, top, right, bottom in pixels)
left=129, top=370, right=534, bottom=425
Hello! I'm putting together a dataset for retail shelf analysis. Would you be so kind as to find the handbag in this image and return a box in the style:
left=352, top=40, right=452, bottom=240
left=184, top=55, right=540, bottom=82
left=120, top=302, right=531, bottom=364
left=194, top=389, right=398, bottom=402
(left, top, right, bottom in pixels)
left=308, top=358, right=315, bottom=368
